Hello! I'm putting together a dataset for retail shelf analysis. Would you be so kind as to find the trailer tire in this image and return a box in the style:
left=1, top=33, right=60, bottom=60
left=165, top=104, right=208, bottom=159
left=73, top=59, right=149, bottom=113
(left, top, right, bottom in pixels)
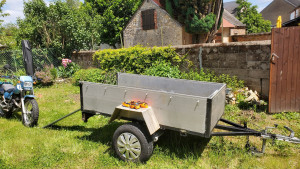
left=113, top=123, right=153, bottom=163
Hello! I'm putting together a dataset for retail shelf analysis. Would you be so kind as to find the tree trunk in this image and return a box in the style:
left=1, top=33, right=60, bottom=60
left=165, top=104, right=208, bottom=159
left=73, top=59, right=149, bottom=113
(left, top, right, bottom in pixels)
left=207, top=0, right=222, bottom=43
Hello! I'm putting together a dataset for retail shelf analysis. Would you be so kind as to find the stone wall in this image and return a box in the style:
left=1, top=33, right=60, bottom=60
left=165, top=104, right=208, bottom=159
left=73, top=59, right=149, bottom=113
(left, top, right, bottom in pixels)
left=173, top=41, right=271, bottom=97
left=123, top=0, right=184, bottom=47
left=72, top=41, right=271, bottom=97
left=71, top=51, right=96, bottom=69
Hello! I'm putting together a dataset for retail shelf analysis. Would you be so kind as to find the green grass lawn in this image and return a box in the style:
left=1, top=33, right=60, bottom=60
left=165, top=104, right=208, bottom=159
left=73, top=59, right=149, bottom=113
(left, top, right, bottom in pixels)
left=0, top=83, right=299, bottom=168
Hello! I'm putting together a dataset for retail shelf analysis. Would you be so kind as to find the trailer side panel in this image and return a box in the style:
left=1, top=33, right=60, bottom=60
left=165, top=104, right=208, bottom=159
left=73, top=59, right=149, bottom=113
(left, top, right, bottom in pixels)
left=118, top=73, right=225, bottom=98
left=82, top=82, right=208, bottom=134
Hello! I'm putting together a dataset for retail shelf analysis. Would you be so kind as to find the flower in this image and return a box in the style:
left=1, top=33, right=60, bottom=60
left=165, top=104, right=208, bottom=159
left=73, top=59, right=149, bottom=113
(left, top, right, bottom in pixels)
left=62, top=59, right=72, bottom=68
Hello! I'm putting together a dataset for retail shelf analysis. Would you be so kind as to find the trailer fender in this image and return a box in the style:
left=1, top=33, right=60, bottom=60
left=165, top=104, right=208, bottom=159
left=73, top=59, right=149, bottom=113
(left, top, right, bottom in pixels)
left=109, top=105, right=160, bottom=135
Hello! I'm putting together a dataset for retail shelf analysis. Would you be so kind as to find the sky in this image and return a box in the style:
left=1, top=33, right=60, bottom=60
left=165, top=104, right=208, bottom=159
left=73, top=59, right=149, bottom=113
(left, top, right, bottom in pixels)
left=1, top=0, right=273, bottom=25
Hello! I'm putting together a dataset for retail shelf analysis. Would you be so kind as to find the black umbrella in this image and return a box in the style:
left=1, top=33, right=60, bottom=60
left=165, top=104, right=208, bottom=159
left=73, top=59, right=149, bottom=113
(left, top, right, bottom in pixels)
left=21, top=40, right=35, bottom=76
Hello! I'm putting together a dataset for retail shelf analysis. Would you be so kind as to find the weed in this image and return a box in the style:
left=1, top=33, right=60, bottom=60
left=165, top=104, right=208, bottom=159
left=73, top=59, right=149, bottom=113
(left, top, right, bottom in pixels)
left=273, top=112, right=300, bottom=121
left=0, top=83, right=298, bottom=168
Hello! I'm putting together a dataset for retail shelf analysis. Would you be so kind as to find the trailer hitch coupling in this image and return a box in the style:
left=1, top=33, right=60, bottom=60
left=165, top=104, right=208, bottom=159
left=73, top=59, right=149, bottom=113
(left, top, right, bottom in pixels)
left=256, top=125, right=300, bottom=154
left=261, top=125, right=300, bottom=144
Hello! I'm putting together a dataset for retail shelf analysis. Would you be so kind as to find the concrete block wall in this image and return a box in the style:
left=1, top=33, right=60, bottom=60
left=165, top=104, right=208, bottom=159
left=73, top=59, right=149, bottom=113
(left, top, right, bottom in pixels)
left=173, top=41, right=271, bottom=97
left=72, top=41, right=271, bottom=97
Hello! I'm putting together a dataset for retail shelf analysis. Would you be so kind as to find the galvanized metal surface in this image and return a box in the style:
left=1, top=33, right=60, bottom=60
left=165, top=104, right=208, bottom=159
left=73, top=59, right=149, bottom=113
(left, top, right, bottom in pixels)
left=81, top=73, right=226, bottom=136
left=118, top=73, right=225, bottom=98
left=269, top=27, right=300, bottom=113
left=110, top=106, right=160, bottom=135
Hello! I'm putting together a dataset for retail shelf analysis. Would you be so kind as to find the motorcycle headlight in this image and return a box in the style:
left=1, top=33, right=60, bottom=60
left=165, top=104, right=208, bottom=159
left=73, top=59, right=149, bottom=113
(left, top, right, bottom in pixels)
left=24, top=82, right=33, bottom=88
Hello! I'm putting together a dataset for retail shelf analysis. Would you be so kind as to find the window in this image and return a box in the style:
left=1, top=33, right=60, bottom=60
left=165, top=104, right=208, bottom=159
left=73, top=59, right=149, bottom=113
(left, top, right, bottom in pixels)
left=290, top=12, right=295, bottom=20
left=141, top=9, right=156, bottom=30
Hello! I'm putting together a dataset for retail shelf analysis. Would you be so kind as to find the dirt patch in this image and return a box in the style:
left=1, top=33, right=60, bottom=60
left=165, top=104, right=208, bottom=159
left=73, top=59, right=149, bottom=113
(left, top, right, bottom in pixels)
left=69, top=94, right=80, bottom=102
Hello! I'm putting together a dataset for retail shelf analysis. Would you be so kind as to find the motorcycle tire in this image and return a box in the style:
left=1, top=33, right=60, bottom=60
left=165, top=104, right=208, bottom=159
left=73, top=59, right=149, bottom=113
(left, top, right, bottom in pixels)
left=22, top=98, right=39, bottom=127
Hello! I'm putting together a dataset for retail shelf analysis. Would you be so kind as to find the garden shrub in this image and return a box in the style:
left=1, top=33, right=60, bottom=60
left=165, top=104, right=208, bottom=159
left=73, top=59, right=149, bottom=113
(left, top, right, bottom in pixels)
left=15, top=69, right=26, bottom=77
left=35, top=65, right=57, bottom=86
left=58, top=62, right=80, bottom=78
left=93, top=46, right=190, bottom=74
left=91, top=45, right=244, bottom=90
left=181, top=70, right=244, bottom=90
left=143, top=61, right=181, bottom=79
left=72, top=68, right=118, bottom=86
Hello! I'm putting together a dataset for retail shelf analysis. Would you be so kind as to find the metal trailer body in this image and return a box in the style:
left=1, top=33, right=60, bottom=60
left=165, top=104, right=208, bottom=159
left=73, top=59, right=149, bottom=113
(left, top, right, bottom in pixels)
left=80, top=73, right=226, bottom=138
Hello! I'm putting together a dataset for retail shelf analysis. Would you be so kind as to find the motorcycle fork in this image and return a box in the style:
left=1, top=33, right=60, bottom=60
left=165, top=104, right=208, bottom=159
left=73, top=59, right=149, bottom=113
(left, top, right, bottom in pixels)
left=20, top=92, right=26, bottom=114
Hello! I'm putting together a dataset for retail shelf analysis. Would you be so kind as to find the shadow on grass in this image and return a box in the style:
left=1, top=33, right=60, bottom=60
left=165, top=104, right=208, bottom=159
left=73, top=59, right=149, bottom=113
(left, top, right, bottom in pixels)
left=48, top=125, right=98, bottom=132
left=2, top=110, right=22, bottom=122
left=155, top=130, right=211, bottom=158
left=46, top=121, right=211, bottom=160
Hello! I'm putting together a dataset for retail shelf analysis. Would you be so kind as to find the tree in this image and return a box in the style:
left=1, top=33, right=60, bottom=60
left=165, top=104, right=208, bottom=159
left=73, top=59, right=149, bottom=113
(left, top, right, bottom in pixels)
left=17, top=0, right=102, bottom=57
left=83, top=0, right=143, bottom=47
left=0, top=23, right=18, bottom=49
left=159, top=0, right=223, bottom=43
left=66, top=0, right=81, bottom=9
left=236, top=0, right=271, bottom=33
left=0, top=0, right=9, bottom=25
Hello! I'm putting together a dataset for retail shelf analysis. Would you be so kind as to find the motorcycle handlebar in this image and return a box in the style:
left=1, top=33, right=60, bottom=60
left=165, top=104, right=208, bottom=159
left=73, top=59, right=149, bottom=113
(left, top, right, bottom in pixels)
left=0, top=75, right=18, bottom=79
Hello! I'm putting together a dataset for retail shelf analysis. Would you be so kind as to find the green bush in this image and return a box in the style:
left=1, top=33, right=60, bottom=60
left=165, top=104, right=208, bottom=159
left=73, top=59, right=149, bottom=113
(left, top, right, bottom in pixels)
left=93, top=46, right=189, bottom=74
left=35, top=65, right=57, bottom=86
left=143, top=61, right=181, bottom=79
left=72, top=68, right=118, bottom=86
left=58, top=62, right=80, bottom=78
left=181, top=70, right=244, bottom=90
left=92, top=46, right=244, bottom=90
left=72, top=69, right=105, bottom=86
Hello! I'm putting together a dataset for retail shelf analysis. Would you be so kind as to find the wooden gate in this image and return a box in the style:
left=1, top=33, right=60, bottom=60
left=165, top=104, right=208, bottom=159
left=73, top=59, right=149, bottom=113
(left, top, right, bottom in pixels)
left=269, top=27, right=300, bottom=113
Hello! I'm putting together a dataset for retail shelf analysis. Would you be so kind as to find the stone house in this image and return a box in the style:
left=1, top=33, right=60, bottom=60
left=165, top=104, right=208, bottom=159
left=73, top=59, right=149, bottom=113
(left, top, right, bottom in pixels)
left=261, top=0, right=300, bottom=25
left=123, top=0, right=247, bottom=47
left=123, top=0, right=195, bottom=48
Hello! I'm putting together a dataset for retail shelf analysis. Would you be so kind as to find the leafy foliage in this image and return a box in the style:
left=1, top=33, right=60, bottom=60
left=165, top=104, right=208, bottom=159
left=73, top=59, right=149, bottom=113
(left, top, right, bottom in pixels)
left=35, top=64, right=57, bottom=85
left=181, top=70, right=244, bottom=90
left=16, top=0, right=102, bottom=57
left=93, top=46, right=189, bottom=74
left=93, top=46, right=244, bottom=89
left=0, top=0, right=8, bottom=24
left=143, top=61, right=181, bottom=78
left=162, top=0, right=222, bottom=35
left=273, top=112, right=300, bottom=121
left=185, top=13, right=216, bottom=34
left=72, top=68, right=105, bottom=86
left=58, top=62, right=80, bottom=78
left=0, top=24, right=18, bottom=49
left=72, top=68, right=117, bottom=86
left=83, top=0, right=142, bottom=47
left=236, top=0, right=271, bottom=33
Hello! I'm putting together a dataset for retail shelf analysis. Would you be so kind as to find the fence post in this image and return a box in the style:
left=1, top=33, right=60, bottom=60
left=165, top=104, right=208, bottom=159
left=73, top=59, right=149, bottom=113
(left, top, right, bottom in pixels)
left=13, top=50, right=18, bottom=71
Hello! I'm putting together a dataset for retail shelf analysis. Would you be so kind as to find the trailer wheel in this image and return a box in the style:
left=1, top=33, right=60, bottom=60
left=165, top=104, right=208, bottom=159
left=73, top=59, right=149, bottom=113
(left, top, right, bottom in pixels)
left=113, top=123, right=153, bottom=162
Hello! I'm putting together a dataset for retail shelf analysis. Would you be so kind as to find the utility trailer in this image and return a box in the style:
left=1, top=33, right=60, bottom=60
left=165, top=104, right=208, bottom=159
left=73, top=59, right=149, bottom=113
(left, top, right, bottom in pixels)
left=72, top=73, right=299, bottom=162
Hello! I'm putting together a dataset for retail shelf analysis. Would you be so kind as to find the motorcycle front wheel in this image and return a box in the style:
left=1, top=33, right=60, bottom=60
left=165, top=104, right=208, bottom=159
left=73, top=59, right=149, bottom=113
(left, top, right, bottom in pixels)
left=22, top=98, right=39, bottom=127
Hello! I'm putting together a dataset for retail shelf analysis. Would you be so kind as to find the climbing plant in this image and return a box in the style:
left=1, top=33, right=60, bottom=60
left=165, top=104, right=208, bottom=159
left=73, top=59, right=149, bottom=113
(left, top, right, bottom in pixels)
left=161, top=0, right=223, bottom=41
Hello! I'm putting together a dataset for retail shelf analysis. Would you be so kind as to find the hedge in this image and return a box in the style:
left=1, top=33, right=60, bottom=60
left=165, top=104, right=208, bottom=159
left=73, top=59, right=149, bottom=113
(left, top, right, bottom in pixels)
left=92, top=46, right=190, bottom=74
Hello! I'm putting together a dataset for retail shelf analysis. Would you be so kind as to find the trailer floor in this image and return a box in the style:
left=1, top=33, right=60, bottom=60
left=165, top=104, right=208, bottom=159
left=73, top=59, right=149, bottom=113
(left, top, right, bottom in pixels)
left=0, top=83, right=299, bottom=168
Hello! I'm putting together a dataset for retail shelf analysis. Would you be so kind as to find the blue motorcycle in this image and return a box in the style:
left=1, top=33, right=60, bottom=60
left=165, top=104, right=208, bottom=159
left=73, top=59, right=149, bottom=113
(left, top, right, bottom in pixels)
left=0, top=65, right=39, bottom=127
